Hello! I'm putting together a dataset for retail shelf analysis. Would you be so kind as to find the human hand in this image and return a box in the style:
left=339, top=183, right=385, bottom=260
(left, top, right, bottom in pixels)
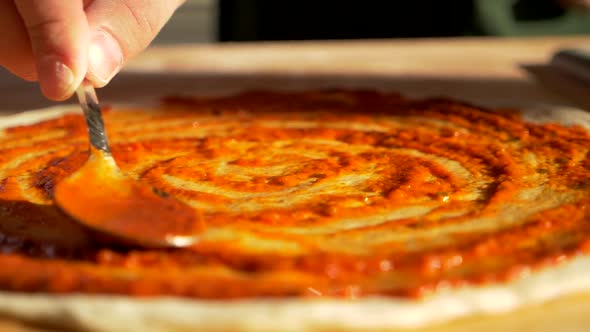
left=0, top=0, right=185, bottom=101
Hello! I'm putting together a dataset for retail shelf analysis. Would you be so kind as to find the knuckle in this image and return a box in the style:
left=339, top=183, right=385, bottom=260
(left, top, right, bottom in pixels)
left=25, top=18, right=69, bottom=39
left=112, top=0, right=179, bottom=55
left=14, top=0, right=75, bottom=39
left=120, top=1, right=158, bottom=37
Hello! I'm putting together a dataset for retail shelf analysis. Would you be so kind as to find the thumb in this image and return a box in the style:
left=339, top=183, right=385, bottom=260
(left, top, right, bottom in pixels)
left=14, top=0, right=89, bottom=101
left=85, top=0, right=185, bottom=87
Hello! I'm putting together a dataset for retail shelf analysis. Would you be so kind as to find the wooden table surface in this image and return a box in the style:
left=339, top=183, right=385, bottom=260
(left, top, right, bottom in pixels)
left=1, top=36, right=590, bottom=332
left=120, top=36, right=590, bottom=109
left=1, top=35, right=589, bottom=112
left=129, top=36, right=586, bottom=78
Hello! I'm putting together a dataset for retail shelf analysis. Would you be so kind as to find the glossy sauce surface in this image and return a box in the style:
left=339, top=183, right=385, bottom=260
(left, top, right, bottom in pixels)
left=54, top=147, right=202, bottom=248
left=1, top=90, right=590, bottom=299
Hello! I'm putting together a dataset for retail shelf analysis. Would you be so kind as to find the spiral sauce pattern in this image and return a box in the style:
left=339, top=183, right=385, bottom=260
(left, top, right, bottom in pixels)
left=1, top=90, right=590, bottom=298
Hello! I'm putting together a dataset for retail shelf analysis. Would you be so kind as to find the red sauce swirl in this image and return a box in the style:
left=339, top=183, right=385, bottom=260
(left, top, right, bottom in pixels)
left=0, top=90, right=589, bottom=299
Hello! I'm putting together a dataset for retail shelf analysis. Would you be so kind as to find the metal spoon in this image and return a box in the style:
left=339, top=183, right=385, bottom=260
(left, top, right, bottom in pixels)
left=54, top=81, right=201, bottom=248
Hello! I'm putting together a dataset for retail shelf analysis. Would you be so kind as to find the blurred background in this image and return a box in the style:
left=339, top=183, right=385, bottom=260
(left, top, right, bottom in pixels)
left=157, top=0, right=590, bottom=44
left=1, top=0, right=589, bottom=111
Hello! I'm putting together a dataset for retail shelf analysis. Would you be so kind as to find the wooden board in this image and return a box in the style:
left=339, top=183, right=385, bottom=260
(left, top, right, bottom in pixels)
left=1, top=36, right=589, bottom=111
left=122, top=36, right=590, bottom=109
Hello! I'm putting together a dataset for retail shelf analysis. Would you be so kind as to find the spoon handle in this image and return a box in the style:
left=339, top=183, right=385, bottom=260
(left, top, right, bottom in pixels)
left=76, top=81, right=111, bottom=154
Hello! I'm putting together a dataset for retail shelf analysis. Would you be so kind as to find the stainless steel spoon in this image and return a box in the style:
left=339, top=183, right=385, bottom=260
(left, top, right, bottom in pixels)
left=54, top=82, right=201, bottom=248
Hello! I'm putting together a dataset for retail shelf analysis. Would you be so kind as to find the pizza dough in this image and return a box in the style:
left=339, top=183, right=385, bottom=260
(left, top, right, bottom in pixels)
left=0, top=90, right=590, bottom=331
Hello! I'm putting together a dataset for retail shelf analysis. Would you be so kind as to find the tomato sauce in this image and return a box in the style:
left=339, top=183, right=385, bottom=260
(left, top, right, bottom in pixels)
left=0, top=90, right=589, bottom=299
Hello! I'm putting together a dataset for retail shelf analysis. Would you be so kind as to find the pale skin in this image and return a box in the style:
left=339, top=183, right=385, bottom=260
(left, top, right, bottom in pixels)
left=0, top=0, right=186, bottom=101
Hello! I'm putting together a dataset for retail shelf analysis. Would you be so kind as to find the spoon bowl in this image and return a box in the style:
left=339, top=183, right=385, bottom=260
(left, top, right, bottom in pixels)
left=54, top=83, right=202, bottom=248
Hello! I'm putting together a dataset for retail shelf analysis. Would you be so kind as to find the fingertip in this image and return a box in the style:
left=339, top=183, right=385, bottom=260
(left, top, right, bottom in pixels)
left=85, top=0, right=184, bottom=86
left=37, top=56, right=79, bottom=101
left=87, top=29, right=123, bottom=87
left=14, top=0, right=89, bottom=100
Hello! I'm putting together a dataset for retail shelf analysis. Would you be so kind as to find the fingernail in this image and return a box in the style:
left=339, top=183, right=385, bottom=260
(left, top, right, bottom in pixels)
left=38, top=57, right=75, bottom=101
left=88, top=30, right=123, bottom=86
